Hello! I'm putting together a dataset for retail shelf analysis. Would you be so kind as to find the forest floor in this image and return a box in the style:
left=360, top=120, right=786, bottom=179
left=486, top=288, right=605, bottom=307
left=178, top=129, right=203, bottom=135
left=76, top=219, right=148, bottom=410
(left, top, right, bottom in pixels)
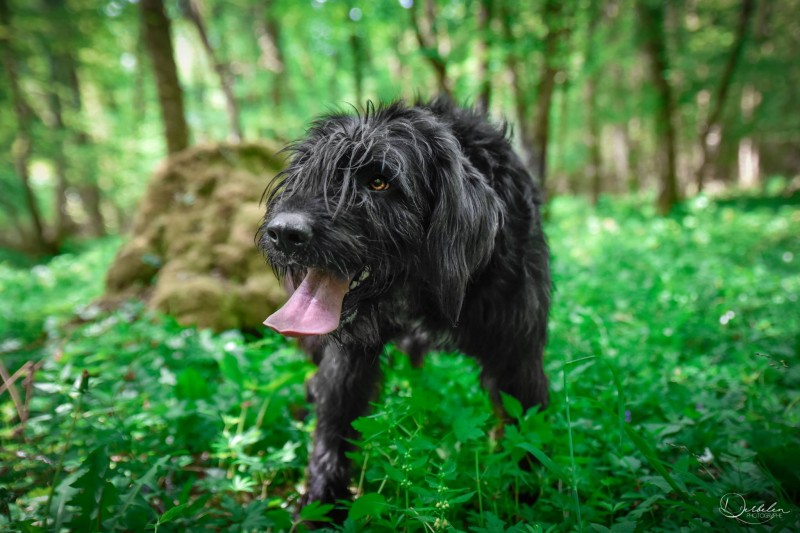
left=1, top=194, right=798, bottom=532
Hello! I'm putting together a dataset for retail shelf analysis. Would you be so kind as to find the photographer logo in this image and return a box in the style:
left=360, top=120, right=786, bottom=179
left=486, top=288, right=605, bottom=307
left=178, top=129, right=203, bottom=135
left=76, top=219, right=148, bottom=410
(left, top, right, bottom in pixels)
left=719, top=493, right=790, bottom=525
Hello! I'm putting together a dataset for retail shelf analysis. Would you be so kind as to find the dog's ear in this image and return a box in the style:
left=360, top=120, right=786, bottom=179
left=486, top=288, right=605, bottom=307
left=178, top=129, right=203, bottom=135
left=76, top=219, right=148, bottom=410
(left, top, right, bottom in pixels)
left=424, top=157, right=501, bottom=326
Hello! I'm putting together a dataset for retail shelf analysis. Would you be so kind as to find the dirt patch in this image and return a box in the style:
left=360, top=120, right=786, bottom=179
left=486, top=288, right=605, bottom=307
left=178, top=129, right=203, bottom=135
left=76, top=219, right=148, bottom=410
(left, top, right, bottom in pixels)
left=104, top=142, right=285, bottom=331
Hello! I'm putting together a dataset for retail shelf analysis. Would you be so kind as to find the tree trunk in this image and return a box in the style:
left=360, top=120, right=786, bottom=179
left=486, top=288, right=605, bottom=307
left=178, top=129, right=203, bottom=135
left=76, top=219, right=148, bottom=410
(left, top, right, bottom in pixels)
left=0, top=0, right=55, bottom=253
left=43, top=0, right=109, bottom=239
left=500, top=0, right=535, bottom=176
left=44, top=48, right=75, bottom=241
left=532, top=0, right=570, bottom=190
left=475, top=0, right=492, bottom=113
left=628, top=119, right=646, bottom=193
left=52, top=152, right=73, bottom=240
left=349, top=18, right=365, bottom=104
left=737, top=84, right=760, bottom=188
left=140, top=0, right=190, bottom=154
left=44, top=67, right=76, bottom=241
left=553, top=78, right=571, bottom=192
left=0, top=190, right=27, bottom=243
left=737, top=136, right=759, bottom=188
left=587, top=77, right=603, bottom=203
left=637, top=0, right=679, bottom=215
left=696, top=0, right=755, bottom=190
left=608, top=2, right=636, bottom=193
left=585, top=0, right=603, bottom=205
left=78, top=184, right=105, bottom=237
left=612, top=124, right=634, bottom=193
left=252, top=0, right=286, bottom=107
left=410, top=0, right=451, bottom=97
left=181, top=0, right=242, bottom=142
left=134, top=23, right=147, bottom=124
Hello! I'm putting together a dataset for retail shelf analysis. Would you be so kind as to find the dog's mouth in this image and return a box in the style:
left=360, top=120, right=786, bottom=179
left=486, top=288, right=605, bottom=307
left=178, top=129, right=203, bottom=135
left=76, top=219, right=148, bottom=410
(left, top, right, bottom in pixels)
left=263, top=266, right=370, bottom=337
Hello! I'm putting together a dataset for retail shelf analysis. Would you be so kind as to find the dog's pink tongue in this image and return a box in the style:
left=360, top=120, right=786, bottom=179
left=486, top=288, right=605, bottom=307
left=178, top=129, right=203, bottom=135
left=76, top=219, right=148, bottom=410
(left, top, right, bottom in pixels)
left=264, top=269, right=349, bottom=337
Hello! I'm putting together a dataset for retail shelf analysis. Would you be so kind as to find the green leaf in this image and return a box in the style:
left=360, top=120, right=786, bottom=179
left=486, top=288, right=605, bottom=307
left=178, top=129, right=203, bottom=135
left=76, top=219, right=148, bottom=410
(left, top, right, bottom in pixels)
left=516, top=442, right=570, bottom=482
left=471, top=511, right=507, bottom=533
left=11, top=520, right=45, bottom=533
left=65, top=446, right=117, bottom=532
left=157, top=502, right=190, bottom=525
left=500, top=392, right=523, bottom=420
left=118, top=456, right=169, bottom=519
left=265, top=508, right=293, bottom=530
left=241, top=500, right=270, bottom=530
left=623, top=425, right=687, bottom=498
left=299, top=500, right=334, bottom=522
left=218, top=352, right=245, bottom=387
left=452, top=408, right=488, bottom=442
left=175, top=367, right=212, bottom=400
left=348, top=492, right=387, bottom=521
left=447, top=490, right=475, bottom=504
left=352, top=415, right=388, bottom=440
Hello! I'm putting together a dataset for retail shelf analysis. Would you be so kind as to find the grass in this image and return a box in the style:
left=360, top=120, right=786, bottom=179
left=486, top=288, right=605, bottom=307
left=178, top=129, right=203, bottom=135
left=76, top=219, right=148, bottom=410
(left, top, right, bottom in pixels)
left=1, top=194, right=798, bottom=532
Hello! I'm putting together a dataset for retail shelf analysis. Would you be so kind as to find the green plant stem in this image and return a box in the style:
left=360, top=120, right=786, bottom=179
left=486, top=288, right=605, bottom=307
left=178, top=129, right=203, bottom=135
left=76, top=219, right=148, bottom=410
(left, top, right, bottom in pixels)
left=254, top=395, right=271, bottom=432
left=475, top=449, right=483, bottom=526
left=357, top=449, right=370, bottom=496
left=237, top=401, right=248, bottom=435
left=563, top=370, right=583, bottom=532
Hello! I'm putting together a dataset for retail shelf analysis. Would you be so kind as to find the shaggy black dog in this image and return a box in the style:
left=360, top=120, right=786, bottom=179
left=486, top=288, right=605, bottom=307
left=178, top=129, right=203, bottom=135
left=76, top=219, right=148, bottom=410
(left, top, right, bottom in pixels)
left=257, top=97, right=550, bottom=518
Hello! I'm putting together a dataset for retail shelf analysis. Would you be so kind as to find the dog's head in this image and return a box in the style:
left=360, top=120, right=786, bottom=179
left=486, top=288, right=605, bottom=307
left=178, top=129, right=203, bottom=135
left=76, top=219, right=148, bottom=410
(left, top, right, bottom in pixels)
left=258, top=101, right=501, bottom=337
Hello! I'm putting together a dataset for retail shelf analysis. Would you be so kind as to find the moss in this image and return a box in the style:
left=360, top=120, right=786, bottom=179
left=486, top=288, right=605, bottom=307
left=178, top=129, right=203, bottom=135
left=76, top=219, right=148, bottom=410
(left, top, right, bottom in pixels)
left=151, top=273, right=240, bottom=331
left=214, top=243, right=248, bottom=280
left=104, top=237, right=160, bottom=291
left=104, top=142, right=285, bottom=331
left=236, top=274, right=286, bottom=328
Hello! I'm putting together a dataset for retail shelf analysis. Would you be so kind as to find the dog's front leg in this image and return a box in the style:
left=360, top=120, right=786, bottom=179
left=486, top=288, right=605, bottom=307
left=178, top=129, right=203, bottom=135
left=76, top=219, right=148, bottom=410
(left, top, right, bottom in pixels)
left=304, top=341, right=382, bottom=514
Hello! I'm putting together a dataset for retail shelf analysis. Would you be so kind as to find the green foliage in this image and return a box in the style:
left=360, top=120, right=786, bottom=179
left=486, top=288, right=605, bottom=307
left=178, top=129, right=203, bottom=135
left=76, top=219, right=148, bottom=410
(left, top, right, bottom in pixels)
left=1, top=195, right=799, bottom=531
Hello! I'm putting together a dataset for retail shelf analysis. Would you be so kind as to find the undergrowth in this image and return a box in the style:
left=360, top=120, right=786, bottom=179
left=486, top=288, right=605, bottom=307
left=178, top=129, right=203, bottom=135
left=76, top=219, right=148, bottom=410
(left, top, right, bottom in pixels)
left=1, top=195, right=798, bottom=531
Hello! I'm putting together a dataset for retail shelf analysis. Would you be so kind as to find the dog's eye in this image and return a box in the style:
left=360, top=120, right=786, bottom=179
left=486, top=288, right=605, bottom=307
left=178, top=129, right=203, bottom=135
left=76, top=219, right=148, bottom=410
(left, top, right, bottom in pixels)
left=367, top=177, right=391, bottom=191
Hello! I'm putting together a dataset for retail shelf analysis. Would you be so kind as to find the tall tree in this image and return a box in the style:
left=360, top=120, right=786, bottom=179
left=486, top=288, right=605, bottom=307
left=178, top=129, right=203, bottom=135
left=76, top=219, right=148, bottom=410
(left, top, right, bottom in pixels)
left=140, top=0, right=190, bottom=154
left=180, top=0, right=243, bottom=142
left=737, top=83, right=760, bottom=187
left=410, top=0, right=451, bottom=97
left=532, top=0, right=571, bottom=189
left=42, top=0, right=106, bottom=238
left=500, top=0, right=534, bottom=175
left=613, top=123, right=635, bottom=193
left=695, top=0, right=756, bottom=190
left=0, top=0, right=55, bottom=253
left=349, top=9, right=366, bottom=104
left=253, top=0, right=286, bottom=107
left=637, top=0, right=679, bottom=214
left=585, top=0, right=604, bottom=205
left=475, top=0, right=493, bottom=113
left=42, top=34, right=78, bottom=241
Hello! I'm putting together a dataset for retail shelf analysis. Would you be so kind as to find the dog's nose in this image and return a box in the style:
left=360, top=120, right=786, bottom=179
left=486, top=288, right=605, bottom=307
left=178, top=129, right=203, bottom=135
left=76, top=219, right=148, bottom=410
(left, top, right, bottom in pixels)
left=266, top=213, right=313, bottom=251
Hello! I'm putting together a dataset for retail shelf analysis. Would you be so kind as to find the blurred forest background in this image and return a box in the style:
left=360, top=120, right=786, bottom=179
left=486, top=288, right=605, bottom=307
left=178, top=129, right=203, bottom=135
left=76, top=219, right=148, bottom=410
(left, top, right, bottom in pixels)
left=1, top=0, right=799, bottom=531
left=1, top=0, right=799, bottom=252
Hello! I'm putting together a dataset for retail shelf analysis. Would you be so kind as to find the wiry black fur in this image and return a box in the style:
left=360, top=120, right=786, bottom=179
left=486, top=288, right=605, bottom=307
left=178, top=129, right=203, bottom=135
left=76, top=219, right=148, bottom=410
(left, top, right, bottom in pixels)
left=257, top=97, right=550, bottom=519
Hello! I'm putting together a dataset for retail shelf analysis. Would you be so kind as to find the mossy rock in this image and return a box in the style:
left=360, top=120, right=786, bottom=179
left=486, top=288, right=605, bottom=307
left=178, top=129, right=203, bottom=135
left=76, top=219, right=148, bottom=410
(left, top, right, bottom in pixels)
left=104, top=142, right=285, bottom=331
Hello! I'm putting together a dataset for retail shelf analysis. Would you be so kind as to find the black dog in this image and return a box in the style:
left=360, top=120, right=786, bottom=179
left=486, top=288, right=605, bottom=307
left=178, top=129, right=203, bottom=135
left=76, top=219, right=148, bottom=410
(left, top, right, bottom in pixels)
left=258, top=97, right=550, bottom=517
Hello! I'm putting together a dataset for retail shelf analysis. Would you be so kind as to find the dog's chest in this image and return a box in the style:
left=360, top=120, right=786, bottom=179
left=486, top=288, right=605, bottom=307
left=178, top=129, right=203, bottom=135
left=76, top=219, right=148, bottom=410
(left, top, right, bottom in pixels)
left=379, top=291, right=455, bottom=350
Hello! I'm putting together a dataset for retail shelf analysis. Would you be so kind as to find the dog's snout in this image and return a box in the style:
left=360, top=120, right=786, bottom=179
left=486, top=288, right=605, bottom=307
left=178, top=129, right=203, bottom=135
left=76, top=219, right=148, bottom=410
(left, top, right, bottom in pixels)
left=266, top=213, right=313, bottom=251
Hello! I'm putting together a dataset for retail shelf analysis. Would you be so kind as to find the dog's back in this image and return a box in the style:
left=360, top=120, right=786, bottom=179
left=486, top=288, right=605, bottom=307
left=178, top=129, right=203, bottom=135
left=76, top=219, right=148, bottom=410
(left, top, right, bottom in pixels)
left=414, top=97, right=551, bottom=404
